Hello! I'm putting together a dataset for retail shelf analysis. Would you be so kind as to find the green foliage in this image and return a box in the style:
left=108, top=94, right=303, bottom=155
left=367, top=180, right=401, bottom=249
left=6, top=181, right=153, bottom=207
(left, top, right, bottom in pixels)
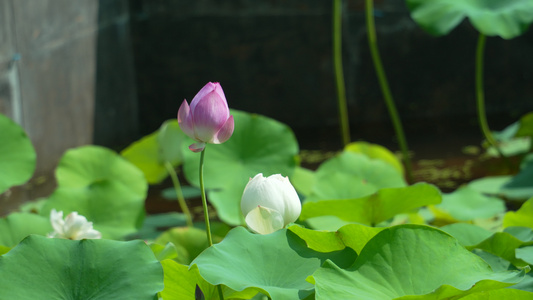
left=289, top=223, right=384, bottom=255
left=182, top=110, right=299, bottom=225
left=0, top=113, right=36, bottom=194
left=344, top=141, right=404, bottom=175
left=191, top=227, right=356, bottom=300
left=160, top=260, right=258, bottom=300
left=439, top=223, right=493, bottom=247
left=504, top=197, right=533, bottom=229
left=306, top=151, right=406, bottom=203
left=155, top=226, right=214, bottom=265
left=0, top=212, right=52, bottom=247
left=406, top=0, right=533, bottom=39
left=312, top=225, right=526, bottom=299
left=0, top=235, right=163, bottom=299
left=301, top=183, right=441, bottom=227
left=460, top=289, right=533, bottom=299
left=122, top=120, right=186, bottom=184
left=516, top=112, right=533, bottom=138
left=467, top=231, right=533, bottom=267
left=436, top=186, right=506, bottom=221
left=41, top=145, right=148, bottom=239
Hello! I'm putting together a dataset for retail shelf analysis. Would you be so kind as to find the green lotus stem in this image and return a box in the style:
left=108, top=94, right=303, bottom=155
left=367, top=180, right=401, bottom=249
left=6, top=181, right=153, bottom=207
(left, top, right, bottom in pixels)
left=198, top=148, right=224, bottom=299
left=365, top=0, right=413, bottom=183
left=164, top=161, right=193, bottom=227
left=199, top=148, right=213, bottom=246
left=333, top=0, right=351, bottom=146
left=475, top=33, right=506, bottom=160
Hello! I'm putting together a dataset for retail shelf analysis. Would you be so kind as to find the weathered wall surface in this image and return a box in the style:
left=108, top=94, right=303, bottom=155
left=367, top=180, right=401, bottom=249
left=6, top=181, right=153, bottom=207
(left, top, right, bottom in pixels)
left=0, top=0, right=98, bottom=214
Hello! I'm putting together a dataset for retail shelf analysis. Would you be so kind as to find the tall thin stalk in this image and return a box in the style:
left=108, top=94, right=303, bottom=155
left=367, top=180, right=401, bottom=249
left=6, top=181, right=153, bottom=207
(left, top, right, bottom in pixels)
left=198, top=148, right=224, bottom=300
left=199, top=149, right=213, bottom=246
left=164, top=161, right=193, bottom=227
left=475, top=33, right=507, bottom=160
left=365, top=0, right=414, bottom=183
left=333, top=0, right=351, bottom=146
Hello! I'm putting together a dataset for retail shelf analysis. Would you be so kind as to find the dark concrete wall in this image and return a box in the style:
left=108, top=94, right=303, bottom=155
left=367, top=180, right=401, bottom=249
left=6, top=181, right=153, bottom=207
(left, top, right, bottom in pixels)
left=127, top=0, right=533, bottom=149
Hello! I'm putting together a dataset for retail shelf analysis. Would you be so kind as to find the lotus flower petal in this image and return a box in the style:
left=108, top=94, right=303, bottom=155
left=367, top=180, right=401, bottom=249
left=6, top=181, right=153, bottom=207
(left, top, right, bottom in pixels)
left=245, top=205, right=285, bottom=235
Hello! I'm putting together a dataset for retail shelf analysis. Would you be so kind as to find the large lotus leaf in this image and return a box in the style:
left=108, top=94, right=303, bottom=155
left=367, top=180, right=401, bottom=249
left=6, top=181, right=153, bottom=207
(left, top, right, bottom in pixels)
left=191, top=227, right=356, bottom=300
left=122, top=120, right=185, bottom=184
left=460, top=289, right=533, bottom=299
left=406, top=0, right=533, bottom=39
left=41, top=146, right=148, bottom=239
left=467, top=232, right=533, bottom=267
left=468, top=175, right=512, bottom=195
left=181, top=110, right=299, bottom=225
left=501, top=162, right=533, bottom=200
left=288, top=223, right=385, bottom=255
left=160, top=260, right=258, bottom=300
left=290, top=166, right=316, bottom=197
left=121, top=131, right=164, bottom=183
left=504, top=197, right=533, bottom=229
left=436, top=186, right=505, bottom=221
left=504, top=226, right=533, bottom=242
left=301, top=183, right=441, bottom=226
left=0, top=212, right=52, bottom=247
left=288, top=225, right=346, bottom=253
left=312, top=225, right=525, bottom=300
left=345, top=141, right=404, bottom=175
left=516, top=112, right=533, bottom=137
left=306, top=151, right=406, bottom=203
left=0, top=114, right=36, bottom=194
left=439, top=223, right=493, bottom=247
left=516, top=246, right=533, bottom=265
left=155, top=226, right=223, bottom=265
left=0, top=235, right=163, bottom=299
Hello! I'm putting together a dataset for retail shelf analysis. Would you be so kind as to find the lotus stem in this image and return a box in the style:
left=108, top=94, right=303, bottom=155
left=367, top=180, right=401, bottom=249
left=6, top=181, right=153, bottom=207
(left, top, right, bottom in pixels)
left=199, top=148, right=213, bottom=246
left=365, top=0, right=414, bottom=183
left=198, top=148, right=224, bottom=299
left=333, top=0, right=351, bottom=146
left=475, top=33, right=509, bottom=163
left=164, top=161, right=193, bottom=227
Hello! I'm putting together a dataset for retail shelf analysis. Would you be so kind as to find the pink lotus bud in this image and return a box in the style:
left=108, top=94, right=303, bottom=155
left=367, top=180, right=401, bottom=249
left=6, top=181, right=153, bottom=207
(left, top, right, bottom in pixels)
left=178, top=82, right=235, bottom=152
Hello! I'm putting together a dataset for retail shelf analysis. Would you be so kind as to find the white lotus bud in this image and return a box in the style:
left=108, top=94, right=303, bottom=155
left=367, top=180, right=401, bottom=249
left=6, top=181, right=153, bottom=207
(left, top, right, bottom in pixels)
left=241, top=173, right=301, bottom=234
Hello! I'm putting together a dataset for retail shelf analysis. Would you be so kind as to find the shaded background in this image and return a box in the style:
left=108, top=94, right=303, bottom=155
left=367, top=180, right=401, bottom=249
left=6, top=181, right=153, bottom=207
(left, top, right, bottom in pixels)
left=1, top=0, right=532, bottom=214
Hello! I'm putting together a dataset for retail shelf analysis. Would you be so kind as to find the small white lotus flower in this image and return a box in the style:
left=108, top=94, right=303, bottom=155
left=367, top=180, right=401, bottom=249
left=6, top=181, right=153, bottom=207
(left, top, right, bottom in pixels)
left=241, top=173, right=301, bottom=234
left=48, top=209, right=102, bottom=240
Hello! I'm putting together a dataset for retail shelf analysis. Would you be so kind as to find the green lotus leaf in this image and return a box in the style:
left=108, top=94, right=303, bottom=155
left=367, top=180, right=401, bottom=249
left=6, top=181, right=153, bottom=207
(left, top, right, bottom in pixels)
left=288, top=223, right=385, bottom=255
left=121, top=120, right=186, bottom=184
left=516, top=246, right=533, bottom=265
left=406, top=0, right=533, bottom=39
left=0, top=114, right=36, bottom=194
left=437, top=186, right=505, bottom=221
left=467, top=231, right=533, bottom=268
left=306, top=151, right=407, bottom=203
left=345, top=141, right=404, bottom=175
left=181, top=110, right=299, bottom=225
left=0, top=212, right=52, bottom=247
left=160, top=260, right=258, bottom=300
left=41, top=145, right=148, bottom=239
left=312, top=225, right=525, bottom=299
left=439, top=223, right=493, bottom=247
left=504, top=197, right=533, bottom=229
left=516, top=112, right=533, bottom=137
left=0, top=235, right=163, bottom=299
left=155, top=226, right=221, bottom=265
left=191, top=227, right=356, bottom=300
left=459, top=289, right=533, bottom=299
left=301, top=183, right=441, bottom=227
